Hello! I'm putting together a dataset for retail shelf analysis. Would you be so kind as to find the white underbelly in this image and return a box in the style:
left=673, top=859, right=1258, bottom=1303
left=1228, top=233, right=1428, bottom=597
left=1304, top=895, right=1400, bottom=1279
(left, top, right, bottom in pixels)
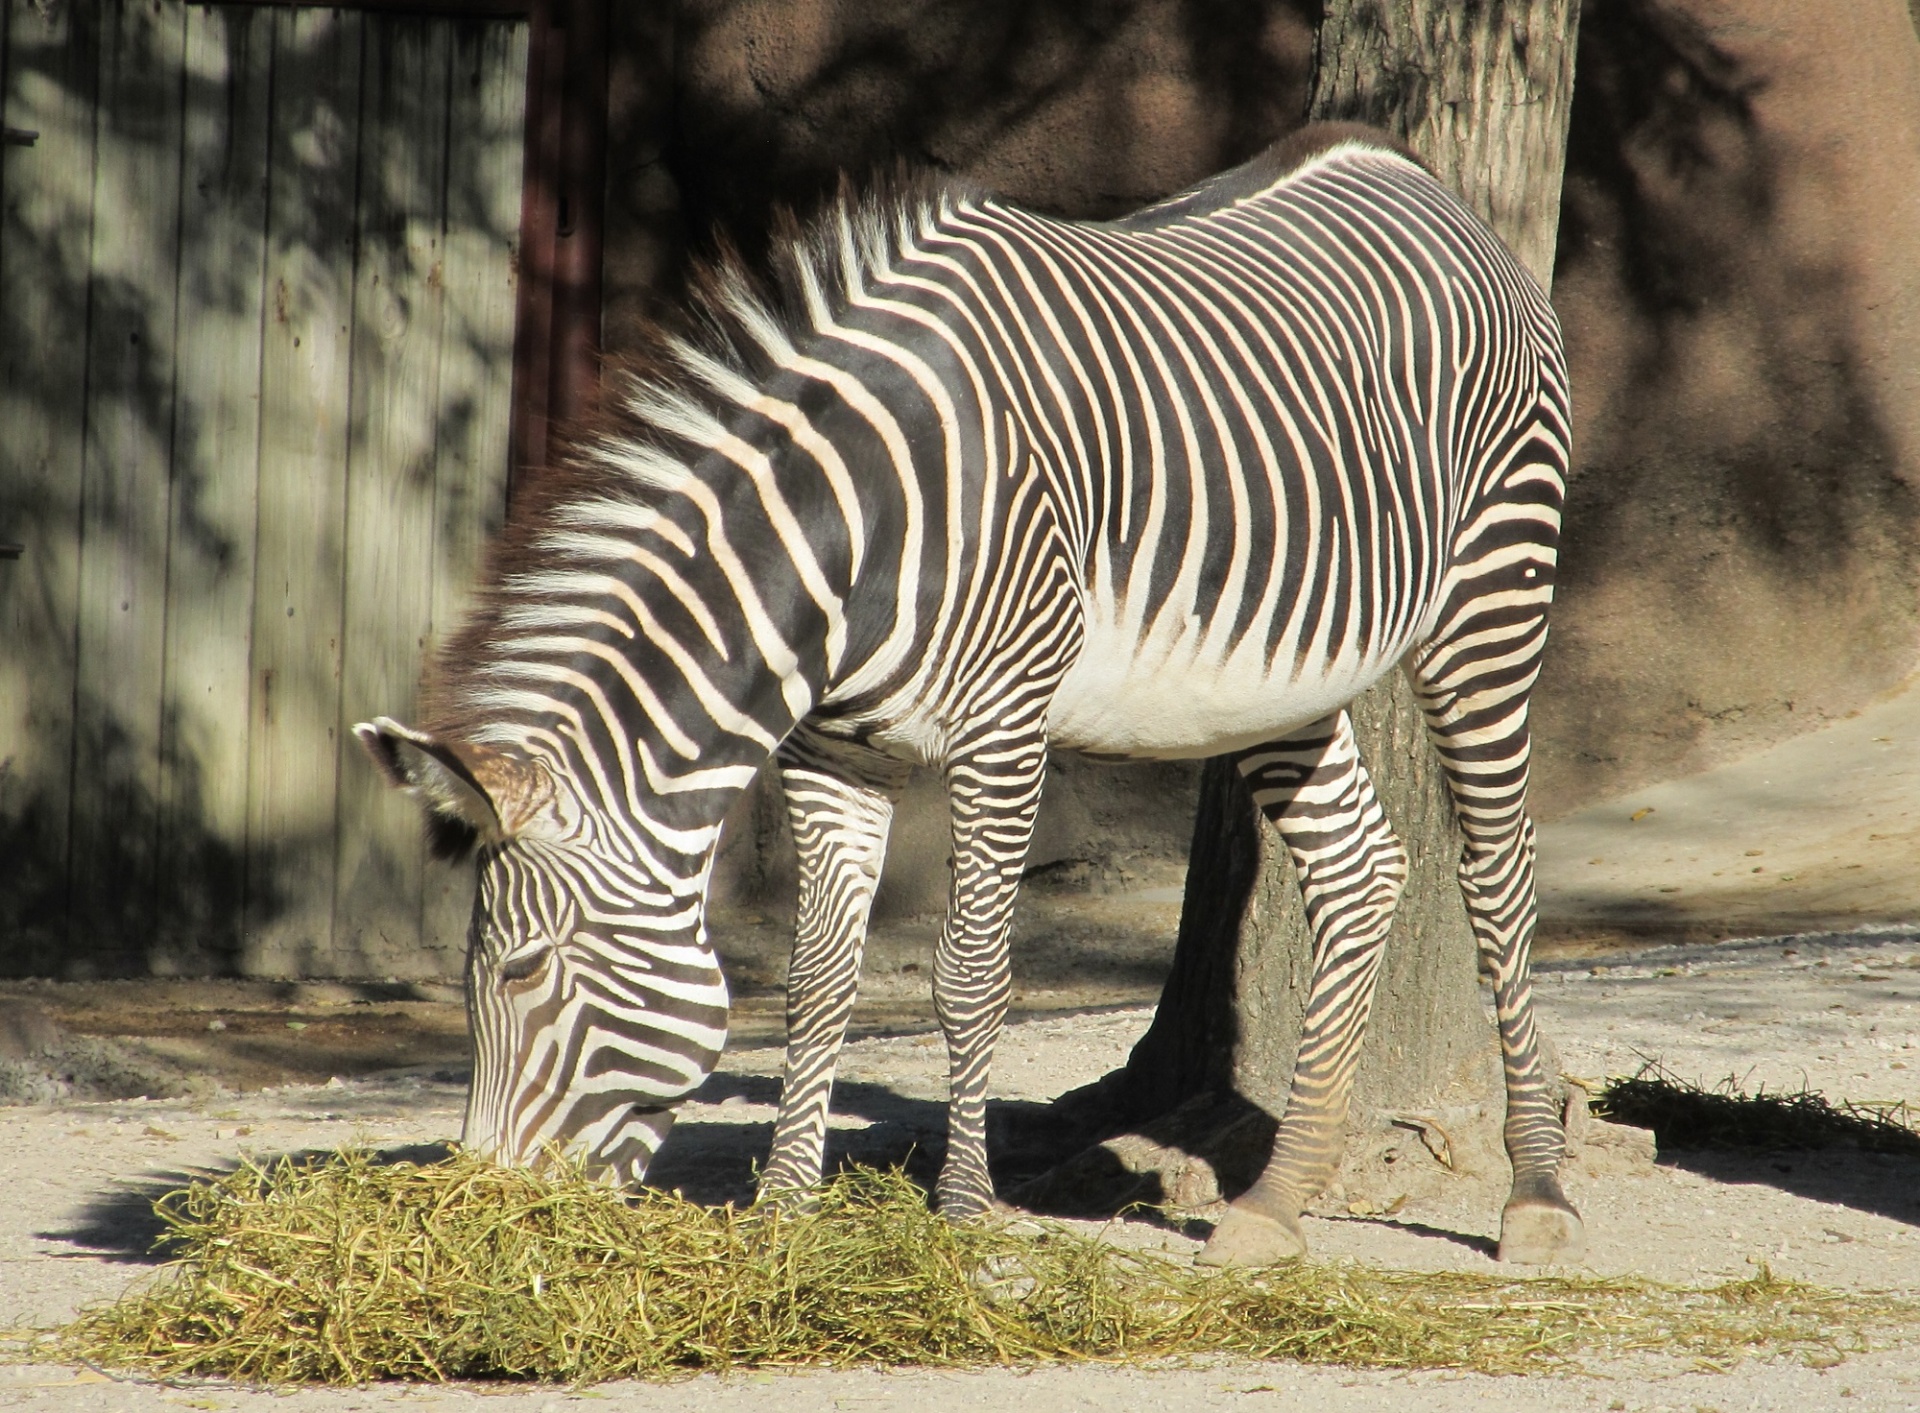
left=1046, top=620, right=1403, bottom=759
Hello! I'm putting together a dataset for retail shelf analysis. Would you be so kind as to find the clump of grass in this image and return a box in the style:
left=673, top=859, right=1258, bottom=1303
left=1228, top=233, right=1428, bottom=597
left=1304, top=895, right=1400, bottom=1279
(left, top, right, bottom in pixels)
left=1596, top=1065, right=1920, bottom=1155
left=58, top=1152, right=1905, bottom=1384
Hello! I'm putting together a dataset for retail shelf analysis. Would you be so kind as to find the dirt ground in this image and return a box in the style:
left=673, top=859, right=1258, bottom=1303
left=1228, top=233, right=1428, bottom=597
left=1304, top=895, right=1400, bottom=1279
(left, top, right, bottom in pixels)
left=1538, top=678, right=1920, bottom=942
left=0, top=885, right=1187, bottom=1098
left=9, top=696, right=1920, bottom=1410
left=4, top=929, right=1920, bottom=1411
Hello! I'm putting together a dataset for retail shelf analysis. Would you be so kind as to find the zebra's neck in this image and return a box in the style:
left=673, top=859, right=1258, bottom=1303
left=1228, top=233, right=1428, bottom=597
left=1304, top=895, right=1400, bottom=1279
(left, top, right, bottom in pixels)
left=443, top=357, right=936, bottom=878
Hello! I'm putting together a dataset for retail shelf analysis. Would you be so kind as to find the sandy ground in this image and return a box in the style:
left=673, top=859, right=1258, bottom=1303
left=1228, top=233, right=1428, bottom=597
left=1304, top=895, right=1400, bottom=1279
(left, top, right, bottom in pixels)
left=1537, top=680, right=1920, bottom=940
left=5, top=930, right=1920, bottom=1411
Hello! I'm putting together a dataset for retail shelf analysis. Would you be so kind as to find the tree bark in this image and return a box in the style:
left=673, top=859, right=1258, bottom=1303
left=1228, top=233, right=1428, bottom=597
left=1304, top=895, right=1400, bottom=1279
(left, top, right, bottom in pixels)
left=1109, top=0, right=1582, bottom=1159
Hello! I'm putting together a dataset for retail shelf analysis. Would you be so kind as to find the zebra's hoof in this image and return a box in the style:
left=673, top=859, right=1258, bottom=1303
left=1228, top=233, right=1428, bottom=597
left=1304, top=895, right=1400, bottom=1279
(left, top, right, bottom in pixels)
left=1195, top=1203, right=1307, bottom=1267
left=1497, top=1195, right=1586, bottom=1264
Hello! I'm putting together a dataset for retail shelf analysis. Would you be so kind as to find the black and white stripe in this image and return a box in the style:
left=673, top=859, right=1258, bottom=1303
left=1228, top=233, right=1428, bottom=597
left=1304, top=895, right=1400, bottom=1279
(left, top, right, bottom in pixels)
left=357, top=122, right=1580, bottom=1263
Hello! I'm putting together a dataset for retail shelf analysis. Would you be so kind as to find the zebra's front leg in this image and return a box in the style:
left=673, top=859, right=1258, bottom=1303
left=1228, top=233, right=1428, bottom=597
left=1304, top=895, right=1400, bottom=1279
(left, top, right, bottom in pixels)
left=933, top=727, right=1049, bottom=1218
left=758, top=735, right=909, bottom=1203
left=1198, top=713, right=1409, bottom=1267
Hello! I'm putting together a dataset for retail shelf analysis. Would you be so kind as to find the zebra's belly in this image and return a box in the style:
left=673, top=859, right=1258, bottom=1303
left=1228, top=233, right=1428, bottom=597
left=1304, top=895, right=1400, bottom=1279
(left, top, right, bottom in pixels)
left=1045, top=624, right=1405, bottom=760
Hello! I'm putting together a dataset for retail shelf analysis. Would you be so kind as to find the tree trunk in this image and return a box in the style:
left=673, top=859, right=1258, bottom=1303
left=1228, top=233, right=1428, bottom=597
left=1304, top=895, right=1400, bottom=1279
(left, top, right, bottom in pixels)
left=1011, top=0, right=1581, bottom=1216
left=1140, top=0, right=1580, bottom=1123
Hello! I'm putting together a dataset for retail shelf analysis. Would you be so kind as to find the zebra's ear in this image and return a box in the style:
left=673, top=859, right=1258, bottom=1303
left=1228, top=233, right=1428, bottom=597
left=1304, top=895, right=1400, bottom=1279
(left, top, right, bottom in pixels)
left=353, top=717, right=555, bottom=849
left=353, top=716, right=501, bottom=834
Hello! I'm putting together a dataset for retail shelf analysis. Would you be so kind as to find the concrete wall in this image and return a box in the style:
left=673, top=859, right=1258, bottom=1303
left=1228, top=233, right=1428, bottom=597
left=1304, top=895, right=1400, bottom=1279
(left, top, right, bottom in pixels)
left=599, top=0, right=1920, bottom=918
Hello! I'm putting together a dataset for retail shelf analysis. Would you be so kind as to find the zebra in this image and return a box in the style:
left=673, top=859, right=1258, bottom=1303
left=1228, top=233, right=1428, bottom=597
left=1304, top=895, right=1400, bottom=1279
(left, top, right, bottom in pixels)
left=356, top=121, right=1581, bottom=1268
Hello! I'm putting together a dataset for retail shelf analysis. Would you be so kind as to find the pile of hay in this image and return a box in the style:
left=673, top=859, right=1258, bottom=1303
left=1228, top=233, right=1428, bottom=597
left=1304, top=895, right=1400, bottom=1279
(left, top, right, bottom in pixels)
left=63, top=1151, right=1900, bottom=1384
left=1596, top=1067, right=1920, bottom=1155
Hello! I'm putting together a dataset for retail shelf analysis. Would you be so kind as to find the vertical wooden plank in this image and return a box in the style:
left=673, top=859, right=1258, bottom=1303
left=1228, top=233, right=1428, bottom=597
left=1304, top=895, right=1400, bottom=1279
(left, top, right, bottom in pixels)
left=420, top=17, right=528, bottom=965
left=67, top=0, right=188, bottom=969
left=549, top=0, right=608, bottom=431
left=153, top=4, right=272, bottom=973
left=244, top=6, right=363, bottom=977
left=508, top=0, right=557, bottom=487
left=0, top=0, right=101, bottom=973
left=332, top=15, right=451, bottom=977
left=0, top=0, right=7, bottom=266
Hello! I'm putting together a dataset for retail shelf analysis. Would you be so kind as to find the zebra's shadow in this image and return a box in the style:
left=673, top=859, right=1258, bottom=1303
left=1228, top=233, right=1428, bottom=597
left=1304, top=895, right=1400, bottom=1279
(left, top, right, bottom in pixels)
left=657, top=1070, right=1116, bottom=1209
left=651, top=1072, right=952, bottom=1205
left=49, top=1078, right=1067, bottom=1265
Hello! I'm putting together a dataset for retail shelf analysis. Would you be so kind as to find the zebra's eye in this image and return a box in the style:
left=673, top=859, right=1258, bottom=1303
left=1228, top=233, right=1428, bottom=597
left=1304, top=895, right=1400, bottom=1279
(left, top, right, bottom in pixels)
left=498, top=942, right=555, bottom=986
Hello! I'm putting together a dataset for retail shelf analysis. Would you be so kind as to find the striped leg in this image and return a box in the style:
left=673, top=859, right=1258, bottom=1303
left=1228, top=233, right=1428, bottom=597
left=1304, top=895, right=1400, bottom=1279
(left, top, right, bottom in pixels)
left=934, top=727, right=1049, bottom=1218
left=758, top=733, right=909, bottom=1201
left=1412, top=621, right=1584, bottom=1263
left=1199, top=712, right=1409, bottom=1267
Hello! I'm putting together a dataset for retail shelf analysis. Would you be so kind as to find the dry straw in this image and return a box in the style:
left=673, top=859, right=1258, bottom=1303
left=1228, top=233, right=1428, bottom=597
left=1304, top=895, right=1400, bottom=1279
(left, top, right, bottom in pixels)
left=60, top=1150, right=1906, bottom=1384
left=1596, top=1065, right=1920, bottom=1156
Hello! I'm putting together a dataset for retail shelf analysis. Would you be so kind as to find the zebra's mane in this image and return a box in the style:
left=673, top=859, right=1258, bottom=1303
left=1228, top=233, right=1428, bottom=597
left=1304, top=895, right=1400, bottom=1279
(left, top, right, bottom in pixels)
left=419, top=170, right=967, bottom=745
left=418, top=126, right=1418, bottom=752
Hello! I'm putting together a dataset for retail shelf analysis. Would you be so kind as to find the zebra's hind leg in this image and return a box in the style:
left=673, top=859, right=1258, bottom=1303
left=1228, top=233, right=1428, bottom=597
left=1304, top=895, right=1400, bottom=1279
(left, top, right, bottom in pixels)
left=1410, top=636, right=1585, bottom=1264
left=932, top=726, right=1050, bottom=1218
left=758, top=733, right=909, bottom=1204
left=1198, top=712, right=1409, bottom=1268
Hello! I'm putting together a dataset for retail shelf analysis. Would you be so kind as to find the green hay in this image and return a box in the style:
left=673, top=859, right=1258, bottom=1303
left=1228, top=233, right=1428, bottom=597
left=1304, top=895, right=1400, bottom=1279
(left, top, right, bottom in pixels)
left=56, top=1152, right=1909, bottom=1384
left=1596, top=1066, right=1920, bottom=1155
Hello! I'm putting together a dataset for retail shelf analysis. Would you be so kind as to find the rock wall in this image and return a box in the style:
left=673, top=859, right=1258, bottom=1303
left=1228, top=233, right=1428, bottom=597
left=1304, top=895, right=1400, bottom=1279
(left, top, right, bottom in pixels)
left=1537, top=0, right=1920, bottom=812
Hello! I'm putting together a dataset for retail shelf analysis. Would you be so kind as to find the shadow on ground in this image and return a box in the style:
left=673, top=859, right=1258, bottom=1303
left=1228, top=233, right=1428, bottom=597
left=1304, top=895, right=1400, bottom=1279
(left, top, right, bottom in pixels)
left=1313, top=1214, right=1501, bottom=1260
left=1655, top=1148, right=1920, bottom=1230
left=45, top=1142, right=459, bottom=1266
left=649, top=1074, right=953, bottom=1206
left=40, top=1077, right=1107, bottom=1269
left=48, top=1085, right=1920, bottom=1278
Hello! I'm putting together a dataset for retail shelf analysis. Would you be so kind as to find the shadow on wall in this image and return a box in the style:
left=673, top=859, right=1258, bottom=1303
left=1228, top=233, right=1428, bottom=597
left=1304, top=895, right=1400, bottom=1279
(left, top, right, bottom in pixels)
left=1, top=4, right=520, bottom=979
left=601, top=0, right=1318, bottom=350
left=0, top=700, right=262, bottom=979
left=0, top=7, right=277, bottom=977
left=1534, top=0, right=1920, bottom=815
left=672, top=0, right=1316, bottom=239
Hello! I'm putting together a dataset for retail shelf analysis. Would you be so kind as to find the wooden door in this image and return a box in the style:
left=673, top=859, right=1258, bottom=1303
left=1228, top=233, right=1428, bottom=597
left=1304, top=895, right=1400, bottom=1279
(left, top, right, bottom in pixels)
left=0, top=0, right=527, bottom=979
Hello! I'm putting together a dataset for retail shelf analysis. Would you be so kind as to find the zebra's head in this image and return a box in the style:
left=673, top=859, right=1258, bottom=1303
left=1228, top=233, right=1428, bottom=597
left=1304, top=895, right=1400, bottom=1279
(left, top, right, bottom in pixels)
left=354, top=716, right=729, bottom=1186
